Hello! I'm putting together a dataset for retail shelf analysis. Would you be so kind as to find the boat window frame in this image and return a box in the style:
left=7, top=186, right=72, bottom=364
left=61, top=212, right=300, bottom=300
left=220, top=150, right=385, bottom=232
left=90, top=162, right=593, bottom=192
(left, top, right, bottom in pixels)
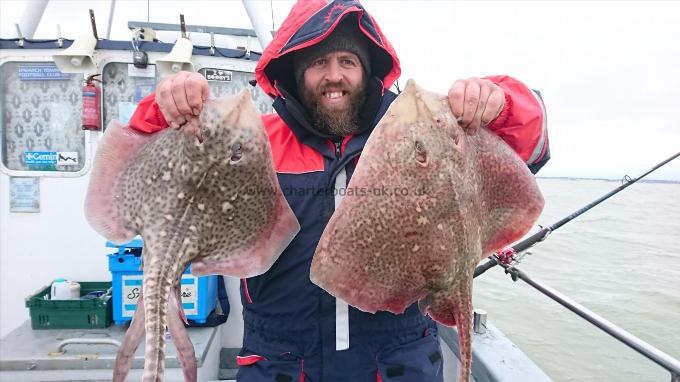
left=0, top=54, right=93, bottom=178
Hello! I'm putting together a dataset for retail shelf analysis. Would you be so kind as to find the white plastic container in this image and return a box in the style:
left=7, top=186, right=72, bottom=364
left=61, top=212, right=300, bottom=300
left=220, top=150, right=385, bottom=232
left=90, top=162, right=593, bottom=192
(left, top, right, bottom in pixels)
left=51, top=278, right=81, bottom=300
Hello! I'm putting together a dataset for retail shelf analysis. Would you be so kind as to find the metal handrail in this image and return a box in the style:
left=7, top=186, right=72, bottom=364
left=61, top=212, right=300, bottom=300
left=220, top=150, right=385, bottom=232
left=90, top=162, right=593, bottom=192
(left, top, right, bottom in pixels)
left=57, top=338, right=121, bottom=352
left=499, top=263, right=680, bottom=382
left=127, top=21, right=262, bottom=39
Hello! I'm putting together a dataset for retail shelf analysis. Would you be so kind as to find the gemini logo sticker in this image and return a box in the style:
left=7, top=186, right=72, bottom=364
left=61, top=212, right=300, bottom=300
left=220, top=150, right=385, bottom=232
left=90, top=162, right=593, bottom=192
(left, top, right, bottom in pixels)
left=24, top=151, right=79, bottom=170
left=57, top=152, right=79, bottom=166
left=203, top=68, right=232, bottom=82
left=25, top=151, right=58, bottom=165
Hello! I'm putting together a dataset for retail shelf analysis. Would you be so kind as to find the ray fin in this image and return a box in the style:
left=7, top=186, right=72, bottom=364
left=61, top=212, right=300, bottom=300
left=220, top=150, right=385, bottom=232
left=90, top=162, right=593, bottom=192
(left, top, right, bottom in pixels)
left=421, top=274, right=473, bottom=382
left=167, top=288, right=197, bottom=382
left=474, top=128, right=545, bottom=255
left=113, top=293, right=145, bottom=382
left=84, top=120, right=162, bottom=244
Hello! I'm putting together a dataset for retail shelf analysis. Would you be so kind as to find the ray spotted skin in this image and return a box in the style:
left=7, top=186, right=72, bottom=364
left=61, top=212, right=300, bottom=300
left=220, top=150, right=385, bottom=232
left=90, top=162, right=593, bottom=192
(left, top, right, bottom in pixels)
left=85, top=90, right=300, bottom=381
left=310, top=80, right=544, bottom=382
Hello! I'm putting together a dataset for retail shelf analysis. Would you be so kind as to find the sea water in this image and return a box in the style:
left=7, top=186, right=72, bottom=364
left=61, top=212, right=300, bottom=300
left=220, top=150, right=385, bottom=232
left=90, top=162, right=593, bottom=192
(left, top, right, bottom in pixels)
left=473, top=178, right=680, bottom=381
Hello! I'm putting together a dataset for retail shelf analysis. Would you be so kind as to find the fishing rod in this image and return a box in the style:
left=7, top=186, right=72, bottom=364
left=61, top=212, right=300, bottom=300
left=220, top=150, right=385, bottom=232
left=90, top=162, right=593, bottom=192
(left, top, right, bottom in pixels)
left=474, top=151, right=680, bottom=278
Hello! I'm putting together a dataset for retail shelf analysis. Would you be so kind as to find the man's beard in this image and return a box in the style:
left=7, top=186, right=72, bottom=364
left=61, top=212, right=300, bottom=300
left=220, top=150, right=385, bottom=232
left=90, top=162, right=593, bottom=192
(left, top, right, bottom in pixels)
left=299, top=79, right=367, bottom=137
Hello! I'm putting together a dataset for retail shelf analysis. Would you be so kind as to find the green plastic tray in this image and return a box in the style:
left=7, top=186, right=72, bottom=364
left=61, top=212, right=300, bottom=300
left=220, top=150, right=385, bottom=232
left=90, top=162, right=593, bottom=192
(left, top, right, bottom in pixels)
left=25, top=281, right=113, bottom=330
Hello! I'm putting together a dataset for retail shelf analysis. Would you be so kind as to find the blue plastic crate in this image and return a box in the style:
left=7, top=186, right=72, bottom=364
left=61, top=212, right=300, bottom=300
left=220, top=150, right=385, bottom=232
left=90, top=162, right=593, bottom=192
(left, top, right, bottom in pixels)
left=106, top=239, right=217, bottom=325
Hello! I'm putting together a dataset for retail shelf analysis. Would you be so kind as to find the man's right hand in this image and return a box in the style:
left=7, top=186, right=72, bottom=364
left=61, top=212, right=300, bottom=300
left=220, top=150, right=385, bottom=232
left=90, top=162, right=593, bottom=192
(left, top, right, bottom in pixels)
left=156, top=71, right=210, bottom=130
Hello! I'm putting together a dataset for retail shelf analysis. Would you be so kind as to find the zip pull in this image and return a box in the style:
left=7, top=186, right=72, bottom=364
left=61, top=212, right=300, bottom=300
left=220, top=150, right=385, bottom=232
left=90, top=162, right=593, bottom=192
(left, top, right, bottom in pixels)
left=334, top=141, right=342, bottom=159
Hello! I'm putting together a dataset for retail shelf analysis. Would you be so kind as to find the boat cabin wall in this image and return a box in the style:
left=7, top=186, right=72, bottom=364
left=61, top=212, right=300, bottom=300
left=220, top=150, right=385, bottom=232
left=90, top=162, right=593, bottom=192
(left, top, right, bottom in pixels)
left=0, top=47, right=271, bottom=342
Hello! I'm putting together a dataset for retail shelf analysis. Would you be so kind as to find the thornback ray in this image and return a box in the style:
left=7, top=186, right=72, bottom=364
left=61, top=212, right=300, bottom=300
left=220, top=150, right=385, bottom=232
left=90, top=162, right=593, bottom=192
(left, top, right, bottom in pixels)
left=310, top=79, right=544, bottom=382
left=84, top=89, right=300, bottom=381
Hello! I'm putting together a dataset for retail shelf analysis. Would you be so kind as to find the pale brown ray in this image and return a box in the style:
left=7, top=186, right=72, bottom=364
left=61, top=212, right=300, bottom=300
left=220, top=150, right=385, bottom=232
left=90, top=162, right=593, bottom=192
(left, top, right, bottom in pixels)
left=85, top=90, right=299, bottom=381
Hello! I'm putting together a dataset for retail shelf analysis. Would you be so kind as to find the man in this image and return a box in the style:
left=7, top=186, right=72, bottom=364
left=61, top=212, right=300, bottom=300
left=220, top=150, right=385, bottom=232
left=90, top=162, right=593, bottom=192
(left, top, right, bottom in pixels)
left=128, top=1, right=549, bottom=380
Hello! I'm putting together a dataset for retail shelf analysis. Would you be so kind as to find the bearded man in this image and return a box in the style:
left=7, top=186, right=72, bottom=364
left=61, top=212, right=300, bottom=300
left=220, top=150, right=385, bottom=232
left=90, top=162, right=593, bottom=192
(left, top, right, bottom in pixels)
left=127, top=1, right=549, bottom=380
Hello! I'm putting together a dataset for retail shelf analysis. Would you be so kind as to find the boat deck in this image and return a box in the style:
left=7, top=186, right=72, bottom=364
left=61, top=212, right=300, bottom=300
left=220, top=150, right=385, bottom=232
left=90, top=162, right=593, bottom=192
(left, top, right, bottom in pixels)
left=0, top=319, right=550, bottom=381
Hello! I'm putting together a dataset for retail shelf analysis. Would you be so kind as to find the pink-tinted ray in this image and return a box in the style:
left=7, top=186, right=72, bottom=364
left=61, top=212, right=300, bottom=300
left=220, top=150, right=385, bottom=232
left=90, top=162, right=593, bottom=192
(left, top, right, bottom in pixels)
left=113, top=294, right=146, bottom=382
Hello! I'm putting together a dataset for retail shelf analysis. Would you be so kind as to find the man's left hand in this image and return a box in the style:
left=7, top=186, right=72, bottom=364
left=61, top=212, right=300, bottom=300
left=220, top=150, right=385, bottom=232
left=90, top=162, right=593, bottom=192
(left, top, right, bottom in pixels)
left=448, top=77, right=505, bottom=133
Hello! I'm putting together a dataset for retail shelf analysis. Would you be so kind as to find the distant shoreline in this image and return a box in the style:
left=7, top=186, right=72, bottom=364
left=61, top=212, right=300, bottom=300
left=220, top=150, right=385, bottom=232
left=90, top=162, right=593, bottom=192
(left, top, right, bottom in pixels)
left=536, top=176, right=680, bottom=184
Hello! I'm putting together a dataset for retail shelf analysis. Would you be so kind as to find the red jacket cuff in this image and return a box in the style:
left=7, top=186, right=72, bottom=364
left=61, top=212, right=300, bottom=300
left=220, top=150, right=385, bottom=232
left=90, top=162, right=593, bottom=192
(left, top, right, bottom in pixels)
left=484, top=75, right=548, bottom=166
left=128, top=93, right=170, bottom=134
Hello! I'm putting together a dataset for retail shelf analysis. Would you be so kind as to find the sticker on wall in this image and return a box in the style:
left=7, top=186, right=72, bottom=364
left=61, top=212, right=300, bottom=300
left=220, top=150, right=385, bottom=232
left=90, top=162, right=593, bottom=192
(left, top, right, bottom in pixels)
left=128, top=64, right=155, bottom=78
left=203, top=68, right=232, bottom=82
left=133, top=79, right=156, bottom=103
left=9, top=177, right=40, bottom=213
left=24, top=151, right=79, bottom=170
left=24, top=151, right=57, bottom=170
left=57, top=152, right=79, bottom=166
left=18, top=64, right=71, bottom=81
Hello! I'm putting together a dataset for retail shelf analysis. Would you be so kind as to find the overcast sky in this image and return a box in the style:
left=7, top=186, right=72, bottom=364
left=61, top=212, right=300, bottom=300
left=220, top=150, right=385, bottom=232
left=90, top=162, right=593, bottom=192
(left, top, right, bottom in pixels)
left=1, top=0, right=679, bottom=181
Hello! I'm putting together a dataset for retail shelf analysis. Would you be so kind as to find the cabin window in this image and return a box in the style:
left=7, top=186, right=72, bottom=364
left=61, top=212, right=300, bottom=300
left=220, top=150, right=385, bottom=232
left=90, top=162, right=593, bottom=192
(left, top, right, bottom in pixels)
left=100, top=65, right=272, bottom=129
left=198, top=68, right=273, bottom=114
left=0, top=62, right=85, bottom=173
left=101, top=62, right=159, bottom=129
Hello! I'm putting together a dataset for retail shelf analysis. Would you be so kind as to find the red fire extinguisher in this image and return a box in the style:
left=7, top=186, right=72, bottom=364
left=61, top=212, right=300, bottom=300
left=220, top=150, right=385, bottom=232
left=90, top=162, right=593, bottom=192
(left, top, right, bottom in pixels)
left=82, top=74, right=101, bottom=131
